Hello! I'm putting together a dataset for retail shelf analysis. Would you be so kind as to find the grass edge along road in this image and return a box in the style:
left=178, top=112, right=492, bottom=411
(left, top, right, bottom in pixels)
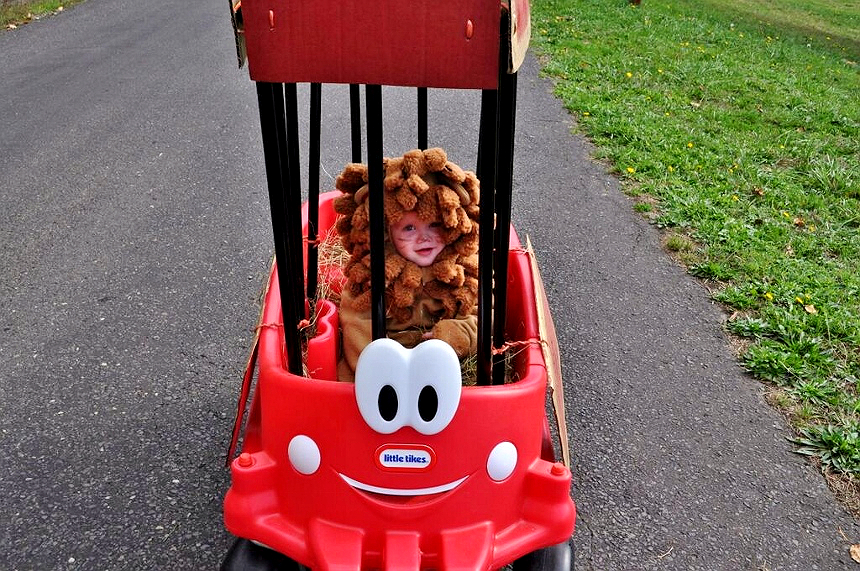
left=1, top=0, right=77, bottom=29
left=531, top=0, right=860, bottom=515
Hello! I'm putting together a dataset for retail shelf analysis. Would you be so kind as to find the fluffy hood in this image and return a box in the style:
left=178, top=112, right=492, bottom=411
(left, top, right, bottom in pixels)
left=332, top=148, right=480, bottom=323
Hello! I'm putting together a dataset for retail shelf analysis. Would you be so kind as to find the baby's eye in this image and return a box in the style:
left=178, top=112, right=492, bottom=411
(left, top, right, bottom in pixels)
left=430, top=222, right=442, bottom=229
left=403, top=224, right=416, bottom=232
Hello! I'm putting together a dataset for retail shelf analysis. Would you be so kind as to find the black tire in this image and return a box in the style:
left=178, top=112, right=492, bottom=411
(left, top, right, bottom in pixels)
left=511, top=540, right=573, bottom=571
left=220, top=537, right=305, bottom=571
left=221, top=536, right=573, bottom=571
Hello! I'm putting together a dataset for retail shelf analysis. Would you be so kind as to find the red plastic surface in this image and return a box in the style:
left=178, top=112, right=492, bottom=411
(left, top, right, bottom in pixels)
left=305, top=299, right=339, bottom=381
left=239, top=0, right=501, bottom=88
left=224, top=193, right=575, bottom=569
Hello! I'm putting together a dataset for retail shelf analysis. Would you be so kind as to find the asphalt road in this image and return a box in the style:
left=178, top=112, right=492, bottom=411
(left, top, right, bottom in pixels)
left=1, top=0, right=858, bottom=569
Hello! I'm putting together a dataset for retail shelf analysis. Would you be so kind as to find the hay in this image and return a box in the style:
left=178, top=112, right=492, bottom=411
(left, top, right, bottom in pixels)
left=315, top=230, right=349, bottom=305
left=299, top=230, right=349, bottom=376
left=460, top=347, right=521, bottom=386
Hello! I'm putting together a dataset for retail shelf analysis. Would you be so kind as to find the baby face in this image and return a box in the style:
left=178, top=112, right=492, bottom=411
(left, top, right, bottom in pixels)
left=390, top=211, right=444, bottom=267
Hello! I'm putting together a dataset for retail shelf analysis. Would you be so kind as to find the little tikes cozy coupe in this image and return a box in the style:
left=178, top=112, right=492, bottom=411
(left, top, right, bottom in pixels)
left=221, top=0, right=576, bottom=568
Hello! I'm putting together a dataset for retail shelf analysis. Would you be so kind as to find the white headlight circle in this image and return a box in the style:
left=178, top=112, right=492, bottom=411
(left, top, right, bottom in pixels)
left=288, top=434, right=321, bottom=475
left=487, top=441, right=518, bottom=481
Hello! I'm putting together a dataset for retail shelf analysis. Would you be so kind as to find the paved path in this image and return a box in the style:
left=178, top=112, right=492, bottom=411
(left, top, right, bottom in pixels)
left=1, top=0, right=858, bottom=569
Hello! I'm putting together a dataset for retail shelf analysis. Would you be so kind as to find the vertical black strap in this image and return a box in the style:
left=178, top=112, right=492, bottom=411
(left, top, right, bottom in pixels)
left=418, top=87, right=428, bottom=150
left=476, top=87, right=498, bottom=386
left=492, top=12, right=517, bottom=384
left=283, top=83, right=306, bottom=325
left=307, top=83, right=322, bottom=303
left=366, top=85, right=386, bottom=340
left=350, top=84, right=362, bottom=163
left=493, top=72, right=517, bottom=383
left=255, top=82, right=302, bottom=375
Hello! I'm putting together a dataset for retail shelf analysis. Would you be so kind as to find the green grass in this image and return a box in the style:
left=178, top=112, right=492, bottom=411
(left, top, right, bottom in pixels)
left=531, top=0, right=860, bottom=490
left=1, top=0, right=79, bottom=28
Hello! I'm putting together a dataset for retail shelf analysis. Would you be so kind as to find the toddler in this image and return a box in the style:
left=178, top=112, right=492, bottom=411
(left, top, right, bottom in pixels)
left=333, top=148, right=481, bottom=382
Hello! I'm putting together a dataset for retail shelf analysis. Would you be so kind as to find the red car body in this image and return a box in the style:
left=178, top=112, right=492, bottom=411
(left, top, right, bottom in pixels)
left=223, top=193, right=575, bottom=569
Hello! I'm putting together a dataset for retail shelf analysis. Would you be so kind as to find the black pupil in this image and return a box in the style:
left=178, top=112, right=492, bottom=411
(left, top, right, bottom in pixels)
left=418, top=386, right=438, bottom=422
left=378, top=385, right=398, bottom=421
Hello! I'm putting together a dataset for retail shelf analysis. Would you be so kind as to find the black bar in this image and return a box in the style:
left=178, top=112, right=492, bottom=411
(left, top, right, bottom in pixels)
left=476, top=88, right=498, bottom=386
left=283, top=83, right=306, bottom=324
left=366, top=85, right=386, bottom=340
left=350, top=84, right=362, bottom=163
left=255, top=82, right=302, bottom=375
left=492, top=10, right=517, bottom=384
left=418, top=87, right=428, bottom=150
left=493, top=70, right=518, bottom=384
left=307, top=83, right=322, bottom=303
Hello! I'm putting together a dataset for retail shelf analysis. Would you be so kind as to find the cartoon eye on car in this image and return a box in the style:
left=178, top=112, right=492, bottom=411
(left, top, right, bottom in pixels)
left=221, top=0, right=576, bottom=568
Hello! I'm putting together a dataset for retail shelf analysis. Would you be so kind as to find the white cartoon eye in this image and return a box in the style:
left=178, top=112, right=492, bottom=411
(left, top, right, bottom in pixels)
left=355, top=339, right=411, bottom=434
left=354, top=338, right=462, bottom=435
left=407, top=340, right=461, bottom=435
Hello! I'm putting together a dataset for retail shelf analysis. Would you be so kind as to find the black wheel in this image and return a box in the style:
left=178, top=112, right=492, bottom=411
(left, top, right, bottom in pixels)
left=220, top=537, right=305, bottom=571
left=511, top=540, right=573, bottom=571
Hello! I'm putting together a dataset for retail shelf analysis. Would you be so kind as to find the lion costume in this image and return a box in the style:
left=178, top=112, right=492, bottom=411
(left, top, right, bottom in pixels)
left=333, top=148, right=480, bottom=382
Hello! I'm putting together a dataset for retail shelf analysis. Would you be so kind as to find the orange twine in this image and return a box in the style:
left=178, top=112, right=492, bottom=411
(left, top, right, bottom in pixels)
left=255, top=322, right=283, bottom=333
left=492, top=338, right=543, bottom=356
left=256, top=319, right=313, bottom=333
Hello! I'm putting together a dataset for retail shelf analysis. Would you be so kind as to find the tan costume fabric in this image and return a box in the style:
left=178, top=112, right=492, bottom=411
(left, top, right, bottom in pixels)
left=333, top=148, right=480, bottom=381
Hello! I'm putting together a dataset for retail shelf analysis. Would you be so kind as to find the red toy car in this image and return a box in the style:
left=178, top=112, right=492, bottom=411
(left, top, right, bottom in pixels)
left=221, top=0, right=576, bottom=568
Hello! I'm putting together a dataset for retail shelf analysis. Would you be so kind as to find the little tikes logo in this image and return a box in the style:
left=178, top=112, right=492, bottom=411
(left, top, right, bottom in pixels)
left=375, top=445, right=436, bottom=472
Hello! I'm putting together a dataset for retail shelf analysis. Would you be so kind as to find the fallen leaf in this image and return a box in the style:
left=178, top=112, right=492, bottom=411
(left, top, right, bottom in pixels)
left=804, top=304, right=818, bottom=315
left=850, top=543, right=860, bottom=563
